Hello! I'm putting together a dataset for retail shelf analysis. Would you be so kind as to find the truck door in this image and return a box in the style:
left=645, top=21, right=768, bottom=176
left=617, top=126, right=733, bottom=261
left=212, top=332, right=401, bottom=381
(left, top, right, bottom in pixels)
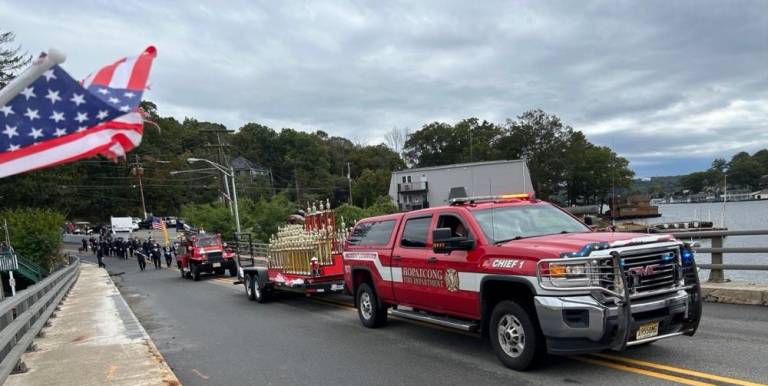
left=392, top=214, right=442, bottom=311
left=431, top=212, right=480, bottom=318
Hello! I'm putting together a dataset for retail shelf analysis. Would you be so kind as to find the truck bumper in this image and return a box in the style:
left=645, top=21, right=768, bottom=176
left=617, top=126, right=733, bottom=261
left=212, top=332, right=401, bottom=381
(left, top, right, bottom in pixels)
left=534, top=289, right=700, bottom=354
left=196, top=259, right=236, bottom=272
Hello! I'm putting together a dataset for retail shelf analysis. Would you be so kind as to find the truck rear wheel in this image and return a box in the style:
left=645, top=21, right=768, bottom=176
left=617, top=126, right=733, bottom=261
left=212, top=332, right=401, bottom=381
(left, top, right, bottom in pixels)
left=192, top=264, right=201, bottom=281
left=489, top=300, right=545, bottom=371
left=356, top=283, right=387, bottom=328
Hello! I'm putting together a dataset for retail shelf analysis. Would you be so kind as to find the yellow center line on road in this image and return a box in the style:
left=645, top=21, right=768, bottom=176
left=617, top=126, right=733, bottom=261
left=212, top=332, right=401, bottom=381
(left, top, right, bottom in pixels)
left=572, top=356, right=716, bottom=386
left=590, top=353, right=768, bottom=386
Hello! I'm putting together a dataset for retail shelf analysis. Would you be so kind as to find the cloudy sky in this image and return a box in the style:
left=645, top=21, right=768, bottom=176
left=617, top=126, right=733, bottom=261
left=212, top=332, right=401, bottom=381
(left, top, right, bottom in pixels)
left=3, top=1, right=767, bottom=176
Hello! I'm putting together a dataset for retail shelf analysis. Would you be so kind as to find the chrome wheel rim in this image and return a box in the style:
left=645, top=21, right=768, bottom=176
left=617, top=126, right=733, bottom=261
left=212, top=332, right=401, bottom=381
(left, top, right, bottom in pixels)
left=254, top=280, right=261, bottom=299
left=360, top=292, right=373, bottom=320
left=245, top=277, right=252, bottom=296
left=497, top=314, right=525, bottom=358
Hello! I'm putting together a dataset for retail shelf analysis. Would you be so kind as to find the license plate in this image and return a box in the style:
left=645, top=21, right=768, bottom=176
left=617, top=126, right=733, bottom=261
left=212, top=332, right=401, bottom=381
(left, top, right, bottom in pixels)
left=330, top=284, right=344, bottom=291
left=212, top=262, right=221, bottom=268
left=636, top=321, right=660, bottom=340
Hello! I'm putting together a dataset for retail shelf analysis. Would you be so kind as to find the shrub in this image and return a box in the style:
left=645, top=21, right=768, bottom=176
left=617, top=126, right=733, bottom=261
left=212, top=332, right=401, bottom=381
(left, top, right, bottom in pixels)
left=1, top=208, right=65, bottom=271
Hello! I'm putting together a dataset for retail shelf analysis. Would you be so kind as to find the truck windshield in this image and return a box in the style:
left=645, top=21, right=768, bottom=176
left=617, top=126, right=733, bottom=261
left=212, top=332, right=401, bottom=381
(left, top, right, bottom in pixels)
left=195, top=236, right=219, bottom=247
left=471, top=204, right=590, bottom=244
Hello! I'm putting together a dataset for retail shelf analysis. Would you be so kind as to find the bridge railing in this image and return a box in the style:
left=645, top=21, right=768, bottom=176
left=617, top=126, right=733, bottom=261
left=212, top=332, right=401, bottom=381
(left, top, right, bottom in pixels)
left=0, top=256, right=79, bottom=383
left=668, top=229, right=768, bottom=283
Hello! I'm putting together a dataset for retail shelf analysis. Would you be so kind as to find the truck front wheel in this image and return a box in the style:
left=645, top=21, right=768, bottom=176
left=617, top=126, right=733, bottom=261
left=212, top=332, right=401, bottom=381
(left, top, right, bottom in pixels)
left=356, top=283, right=387, bottom=328
left=489, top=300, right=545, bottom=371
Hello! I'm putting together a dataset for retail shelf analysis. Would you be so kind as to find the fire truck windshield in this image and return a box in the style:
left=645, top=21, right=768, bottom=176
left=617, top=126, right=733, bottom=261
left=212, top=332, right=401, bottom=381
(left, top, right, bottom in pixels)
left=195, top=235, right=218, bottom=247
left=472, top=204, right=590, bottom=244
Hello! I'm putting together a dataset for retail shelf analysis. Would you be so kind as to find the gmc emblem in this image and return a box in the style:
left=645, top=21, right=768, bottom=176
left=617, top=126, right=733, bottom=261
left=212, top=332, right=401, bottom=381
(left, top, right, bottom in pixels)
left=627, top=264, right=660, bottom=276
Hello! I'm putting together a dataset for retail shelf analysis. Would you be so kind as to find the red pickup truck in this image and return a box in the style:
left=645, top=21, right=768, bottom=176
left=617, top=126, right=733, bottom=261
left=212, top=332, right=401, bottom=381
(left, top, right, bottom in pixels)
left=343, top=194, right=701, bottom=370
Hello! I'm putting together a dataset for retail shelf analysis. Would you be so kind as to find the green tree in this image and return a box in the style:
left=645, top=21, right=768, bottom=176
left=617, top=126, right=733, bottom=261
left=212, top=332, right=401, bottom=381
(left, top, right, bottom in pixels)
left=352, top=169, right=391, bottom=207
left=0, top=30, right=30, bottom=88
left=2, top=208, right=65, bottom=270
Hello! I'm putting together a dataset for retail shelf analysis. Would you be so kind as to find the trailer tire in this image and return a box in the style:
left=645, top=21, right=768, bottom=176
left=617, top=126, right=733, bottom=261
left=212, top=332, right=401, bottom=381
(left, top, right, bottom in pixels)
left=192, top=264, right=201, bottom=281
left=245, top=275, right=256, bottom=301
left=253, top=275, right=268, bottom=304
left=489, top=300, right=545, bottom=371
left=356, top=283, right=387, bottom=328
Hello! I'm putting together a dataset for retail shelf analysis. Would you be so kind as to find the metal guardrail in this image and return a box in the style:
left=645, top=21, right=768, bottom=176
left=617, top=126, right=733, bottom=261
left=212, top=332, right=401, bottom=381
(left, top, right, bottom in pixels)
left=669, top=229, right=768, bottom=283
left=0, top=256, right=80, bottom=383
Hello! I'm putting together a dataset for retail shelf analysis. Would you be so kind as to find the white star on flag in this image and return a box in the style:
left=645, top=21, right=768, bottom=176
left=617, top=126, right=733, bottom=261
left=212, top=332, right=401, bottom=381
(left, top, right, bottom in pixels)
left=77, top=126, right=87, bottom=132
left=70, top=93, right=85, bottom=106
left=0, top=105, right=13, bottom=117
left=42, top=69, right=57, bottom=81
left=20, top=87, right=36, bottom=100
left=96, top=110, right=109, bottom=119
left=24, top=108, right=40, bottom=121
left=45, top=89, right=62, bottom=104
left=7, top=144, right=20, bottom=151
left=3, top=125, right=18, bottom=138
left=108, top=96, right=120, bottom=104
left=53, top=128, right=68, bottom=137
left=74, top=112, right=88, bottom=123
left=97, top=88, right=109, bottom=95
left=28, top=128, right=43, bottom=139
left=50, top=111, right=65, bottom=122
left=119, top=105, right=131, bottom=112
left=124, top=91, right=135, bottom=98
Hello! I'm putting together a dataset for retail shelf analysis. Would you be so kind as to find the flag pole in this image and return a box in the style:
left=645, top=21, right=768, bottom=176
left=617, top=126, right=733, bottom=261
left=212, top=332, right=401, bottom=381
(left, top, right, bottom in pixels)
left=0, top=48, right=66, bottom=106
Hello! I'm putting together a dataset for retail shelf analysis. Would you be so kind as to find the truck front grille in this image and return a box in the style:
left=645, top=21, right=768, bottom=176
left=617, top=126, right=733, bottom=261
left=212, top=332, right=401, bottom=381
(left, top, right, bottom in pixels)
left=621, top=249, right=678, bottom=295
left=205, top=251, right=223, bottom=262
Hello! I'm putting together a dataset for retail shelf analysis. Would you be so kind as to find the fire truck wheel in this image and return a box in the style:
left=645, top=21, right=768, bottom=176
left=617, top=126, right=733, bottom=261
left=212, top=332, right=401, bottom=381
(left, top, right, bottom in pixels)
left=356, top=283, right=387, bottom=328
left=489, top=300, right=545, bottom=371
left=245, top=275, right=256, bottom=301
left=192, top=264, right=201, bottom=281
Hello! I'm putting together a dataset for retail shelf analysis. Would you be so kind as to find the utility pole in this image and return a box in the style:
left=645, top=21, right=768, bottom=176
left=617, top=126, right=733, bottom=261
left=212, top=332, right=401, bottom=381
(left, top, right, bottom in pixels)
left=294, top=167, right=301, bottom=203
left=130, top=155, right=147, bottom=219
left=268, top=168, right=275, bottom=197
left=347, top=162, right=353, bottom=204
left=201, top=126, right=235, bottom=209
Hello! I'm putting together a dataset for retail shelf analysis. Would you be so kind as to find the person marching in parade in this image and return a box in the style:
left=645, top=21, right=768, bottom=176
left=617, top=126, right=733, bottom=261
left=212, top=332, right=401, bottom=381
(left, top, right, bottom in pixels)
left=151, top=241, right=162, bottom=269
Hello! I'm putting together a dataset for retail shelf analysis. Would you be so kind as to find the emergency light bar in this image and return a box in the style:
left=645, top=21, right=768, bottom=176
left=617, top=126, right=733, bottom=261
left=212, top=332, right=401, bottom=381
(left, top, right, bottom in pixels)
left=449, top=192, right=534, bottom=205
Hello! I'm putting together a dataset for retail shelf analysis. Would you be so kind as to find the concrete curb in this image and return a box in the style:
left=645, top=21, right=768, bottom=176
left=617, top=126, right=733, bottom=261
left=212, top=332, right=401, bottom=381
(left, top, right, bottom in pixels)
left=103, top=263, right=182, bottom=386
left=701, top=282, right=768, bottom=306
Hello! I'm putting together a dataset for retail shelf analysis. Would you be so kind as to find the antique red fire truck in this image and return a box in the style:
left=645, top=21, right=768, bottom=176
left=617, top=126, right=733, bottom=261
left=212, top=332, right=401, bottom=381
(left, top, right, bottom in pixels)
left=342, top=193, right=702, bottom=370
left=234, top=200, right=348, bottom=302
left=177, top=232, right=237, bottom=281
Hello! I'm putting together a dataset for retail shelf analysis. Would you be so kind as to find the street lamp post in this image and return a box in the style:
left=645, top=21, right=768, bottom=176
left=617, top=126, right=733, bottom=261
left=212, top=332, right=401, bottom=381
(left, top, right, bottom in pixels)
left=187, top=158, right=241, bottom=234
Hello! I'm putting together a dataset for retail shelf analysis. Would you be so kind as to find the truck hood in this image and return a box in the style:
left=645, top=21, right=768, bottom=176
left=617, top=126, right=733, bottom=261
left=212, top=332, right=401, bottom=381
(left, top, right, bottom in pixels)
left=498, top=232, right=675, bottom=258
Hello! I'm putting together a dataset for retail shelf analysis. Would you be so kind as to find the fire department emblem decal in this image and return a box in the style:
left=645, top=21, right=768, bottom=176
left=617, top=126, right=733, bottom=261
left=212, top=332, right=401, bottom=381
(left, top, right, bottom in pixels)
left=445, top=268, right=459, bottom=292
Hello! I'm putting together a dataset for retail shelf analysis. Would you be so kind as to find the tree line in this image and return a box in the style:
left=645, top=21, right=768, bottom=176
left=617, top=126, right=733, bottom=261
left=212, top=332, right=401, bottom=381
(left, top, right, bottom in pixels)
left=680, top=150, right=768, bottom=194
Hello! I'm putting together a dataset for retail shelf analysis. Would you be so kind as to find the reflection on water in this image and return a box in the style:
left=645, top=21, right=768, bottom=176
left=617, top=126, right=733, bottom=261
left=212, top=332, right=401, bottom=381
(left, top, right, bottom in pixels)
left=644, top=201, right=768, bottom=282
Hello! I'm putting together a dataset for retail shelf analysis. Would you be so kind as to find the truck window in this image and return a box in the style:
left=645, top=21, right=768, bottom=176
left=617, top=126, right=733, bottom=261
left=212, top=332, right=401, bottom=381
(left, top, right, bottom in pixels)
left=471, top=204, right=590, bottom=244
left=437, top=214, right=472, bottom=239
left=348, top=220, right=396, bottom=246
left=400, top=216, right=431, bottom=248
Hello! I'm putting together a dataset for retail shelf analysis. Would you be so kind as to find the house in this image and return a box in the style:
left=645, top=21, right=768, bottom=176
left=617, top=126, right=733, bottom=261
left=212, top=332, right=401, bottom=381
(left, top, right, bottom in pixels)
left=388, top=160, right=533, bottom=211
left=751, top=189, right=768, bottom=200
left=231, top=156, right=268, bottom=178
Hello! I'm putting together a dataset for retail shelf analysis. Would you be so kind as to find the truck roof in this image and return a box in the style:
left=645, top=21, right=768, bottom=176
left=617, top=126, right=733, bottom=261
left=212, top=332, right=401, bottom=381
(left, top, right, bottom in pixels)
left=356, top=196, right=546, bottom=224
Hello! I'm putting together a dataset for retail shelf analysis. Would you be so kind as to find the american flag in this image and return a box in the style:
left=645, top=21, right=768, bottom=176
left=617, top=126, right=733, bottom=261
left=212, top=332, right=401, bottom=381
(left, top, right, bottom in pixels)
left=0, top=46, right=157, bottom=178
left=152, top=217, right=165, bottom=231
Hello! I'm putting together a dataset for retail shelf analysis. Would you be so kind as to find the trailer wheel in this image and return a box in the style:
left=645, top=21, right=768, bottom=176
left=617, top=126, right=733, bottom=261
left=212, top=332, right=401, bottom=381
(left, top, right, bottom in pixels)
left=192, top=264, right=201, bottom=281
left=245, top=275, right=256, bottom=301
left=252, top=275, right=267, bottom=303
left=356, top=283, right=387, bottom=328
left=489, top=300, right=545, bottom=371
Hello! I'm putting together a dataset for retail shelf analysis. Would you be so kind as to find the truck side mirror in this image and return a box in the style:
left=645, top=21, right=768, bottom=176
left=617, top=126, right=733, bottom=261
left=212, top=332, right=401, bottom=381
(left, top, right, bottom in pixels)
left=432, top=227, right=474, bottom=254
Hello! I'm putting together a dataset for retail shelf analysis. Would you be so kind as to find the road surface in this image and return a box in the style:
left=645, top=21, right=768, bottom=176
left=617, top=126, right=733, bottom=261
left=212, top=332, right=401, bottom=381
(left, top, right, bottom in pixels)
left=76, top=251, right=768, bottom=386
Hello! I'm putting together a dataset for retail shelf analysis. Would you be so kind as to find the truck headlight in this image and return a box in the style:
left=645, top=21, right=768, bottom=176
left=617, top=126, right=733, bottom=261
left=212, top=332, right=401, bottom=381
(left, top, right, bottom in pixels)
left=547, top=262, right=592, bottom=287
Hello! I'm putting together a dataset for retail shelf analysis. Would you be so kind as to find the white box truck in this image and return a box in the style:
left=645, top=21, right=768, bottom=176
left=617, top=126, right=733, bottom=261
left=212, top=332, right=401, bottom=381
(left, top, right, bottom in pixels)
left=111, top=217, right=135, bottom=233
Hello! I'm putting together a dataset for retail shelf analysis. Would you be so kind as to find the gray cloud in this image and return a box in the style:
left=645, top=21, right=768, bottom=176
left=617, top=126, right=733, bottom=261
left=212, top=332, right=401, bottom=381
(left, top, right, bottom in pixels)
left=3, top=0, right=766, bottom=176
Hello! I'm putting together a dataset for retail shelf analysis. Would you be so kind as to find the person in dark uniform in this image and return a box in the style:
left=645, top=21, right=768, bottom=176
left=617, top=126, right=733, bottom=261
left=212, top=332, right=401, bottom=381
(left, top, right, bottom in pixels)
left=128, top=238, right=135, bottom=257
left=136, top=250, right=147, bottom=271
left=151, top=242, right=162, bottom=269
left=163, top=245, right=173, bottom=267
left=96, top=244, right=106, bottom=268
left=81, top=238, right=88, bottom=253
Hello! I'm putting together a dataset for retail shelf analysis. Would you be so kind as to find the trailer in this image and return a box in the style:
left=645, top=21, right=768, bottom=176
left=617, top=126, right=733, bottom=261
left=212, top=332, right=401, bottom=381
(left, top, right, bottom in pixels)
left=233, top=204, right=349, bottom=302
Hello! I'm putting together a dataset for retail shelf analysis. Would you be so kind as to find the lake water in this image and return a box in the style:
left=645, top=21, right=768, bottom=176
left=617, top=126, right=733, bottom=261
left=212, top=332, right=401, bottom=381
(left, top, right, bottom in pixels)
left=634, top=201, right=768, bottom=282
